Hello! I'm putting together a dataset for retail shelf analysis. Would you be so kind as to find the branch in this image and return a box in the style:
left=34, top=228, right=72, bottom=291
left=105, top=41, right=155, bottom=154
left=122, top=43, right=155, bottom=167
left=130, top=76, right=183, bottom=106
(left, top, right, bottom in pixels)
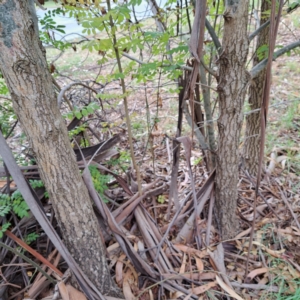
left=107, top=0, right=142, bottom=195
left=0, top=95, right=12, bottom=101
left=34, top=0, right=46, bottom=10
left=200, top=58, right=217, bottom=77
left=250, top=39, right=300, bottom=78
left=205, top=18, right=222, bottom=54
left=0, top=241, right=56, bottom=284
left=249, top=20, right=270, bottom=42
left=121, top=52, right=193, bottom=71
left=182, top=101, right=209, bottom=151
left=57, top=82, right=99, bottom=108
left=249, top=4, right=300, bottom=41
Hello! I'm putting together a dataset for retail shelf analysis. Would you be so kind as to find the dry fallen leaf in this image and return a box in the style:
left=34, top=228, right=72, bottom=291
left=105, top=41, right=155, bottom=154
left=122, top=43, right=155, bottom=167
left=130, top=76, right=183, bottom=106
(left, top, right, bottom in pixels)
left=252, top=241, right=285, bottom=258
left=287, top=264, right=300, bottom=279
left=170, top=291, right=184, bottom=299
left=66, top=285, right=87, bottom=300
left=216, top=275, right=244, bottom=300
left=190, top=281, right=216, bottom=295
left=174, top=244, right=207, bottom=258
left=122, top=270, right=136, bottom=300
left=116, top=254, right=127, bottom=287
left=195, top=255, right=204, bottom=272
left=179, top=252, right=187, bottom=275
left=183, top=292, right=193, bottom=300
left=58, top=282, right=69, bottom=300
left=246, top=267, right=269, bottom=281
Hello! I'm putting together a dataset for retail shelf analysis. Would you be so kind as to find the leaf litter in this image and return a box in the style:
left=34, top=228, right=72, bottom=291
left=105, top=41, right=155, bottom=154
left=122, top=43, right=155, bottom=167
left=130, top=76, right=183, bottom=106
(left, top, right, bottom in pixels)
left=1, top=123, right=300, bottom=299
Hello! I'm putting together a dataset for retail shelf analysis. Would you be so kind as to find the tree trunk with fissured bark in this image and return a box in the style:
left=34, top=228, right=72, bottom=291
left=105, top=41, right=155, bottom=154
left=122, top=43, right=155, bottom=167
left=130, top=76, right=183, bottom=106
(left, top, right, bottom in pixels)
left=243, top=0, right=271, bottom=175
left=215, top=0, right=250, bottom=239
left=0, top=0, right=121, bottom=297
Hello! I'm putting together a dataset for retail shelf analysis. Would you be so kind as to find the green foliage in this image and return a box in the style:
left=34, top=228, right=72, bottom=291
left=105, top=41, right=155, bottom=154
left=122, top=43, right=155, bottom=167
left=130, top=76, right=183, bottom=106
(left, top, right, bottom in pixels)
left=60, top=0, right=190, bottom=84
left=0, top=194, right=11, bottom=216
left=288, top=0, right=300, bottom=12
left=68, top=124, right=87, bottom=139
left=24, top=232, right=39, bottom=245
left=40, top=9, right=66, bottom=33
left=39, top=8, right=72, bottom=50
left=192, top=156, right=203, bottom=166
left=10, top=191, right=30, bottom=218
left=0, top=180, right=49, bottom=239
left=0, top=96, right=17, bottom=137
left=0, top=223, right=11, bottom=238
left=0, top=191, right=29, bottom=219
left=88, top=165, right=112, bottom=203
left=0, top=77, right=9, bottom=95
left=157, top=195, right=165, bottom=204
left=29, top=179, right=44, bottom=189
left=282, top=100, right=299, bottom=130
left=0, top=180, right=48, bottom=220
left=257, top=44, right=269, bottom=61
left=107, top=150, right=131, bottom=172
left=132, top=121, right=142, bottom=131
left=65, top=102, right=101, bottom=120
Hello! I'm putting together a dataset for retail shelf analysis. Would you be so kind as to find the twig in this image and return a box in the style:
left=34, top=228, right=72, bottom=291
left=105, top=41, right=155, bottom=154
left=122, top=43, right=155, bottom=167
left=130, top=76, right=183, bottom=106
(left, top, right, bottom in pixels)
left=206, top=189, right=214, bottom=246
left=107, top=0, right=142, bottom=195
left=0, top=241, right=56, bottom=284
left=240, top=167, right=280, bottom=222
left=4, top=120, right=18, bottom=139
left=231, top=282, right=279, bottom=292
left=250, top=39, right=300, bottom=78
left=200, top=58, right=217, bottom=78
left=205, top=18, right=222, bottom=54
left=182, top=100, right=209, bottom=150
left=57, top=82, right=99, bottom=108
left=280, top=189, right=300, bottom=230
left=34, top=0, right=46, bottom=10
left=122, top=51, right=193, bottom=72
left=154, top=187, right=193, bottom=263
left=249, top=20, right=270, bottom=41
left=0, top=95, right=12, bottom=101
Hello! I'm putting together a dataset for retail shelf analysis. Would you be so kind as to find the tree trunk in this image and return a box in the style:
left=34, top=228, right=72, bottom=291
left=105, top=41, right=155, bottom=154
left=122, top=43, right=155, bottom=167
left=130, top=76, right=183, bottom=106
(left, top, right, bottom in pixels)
left=0, top=0, right=121, bottom=297
left=243, top=0, right=270, bottom=175
left=215, top=0, right=250, bottom=239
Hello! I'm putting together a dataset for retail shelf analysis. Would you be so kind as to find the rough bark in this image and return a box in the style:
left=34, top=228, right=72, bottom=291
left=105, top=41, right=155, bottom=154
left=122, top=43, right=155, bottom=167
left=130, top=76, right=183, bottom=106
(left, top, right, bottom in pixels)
left=215, top=0, right=250, bottom=239
left=243, top=0, right=270, bottom=175
left=0, top=0, right=121, bottom=297
left=200, top=63, right=216, bottom=168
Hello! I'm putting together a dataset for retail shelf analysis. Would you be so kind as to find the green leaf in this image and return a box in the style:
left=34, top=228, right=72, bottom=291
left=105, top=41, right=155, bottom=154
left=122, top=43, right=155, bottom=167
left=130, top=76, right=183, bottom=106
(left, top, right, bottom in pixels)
left=66, top=112, right=74, bottom=120
left=74, top=111, right=82, bottom=119
left=157, top=195, right=165, bottom=204
left=86, top=106, right=94, bottom=114
left=0, top=204, right=10, bottom=217
left=82, top=108, right=88, bottom=117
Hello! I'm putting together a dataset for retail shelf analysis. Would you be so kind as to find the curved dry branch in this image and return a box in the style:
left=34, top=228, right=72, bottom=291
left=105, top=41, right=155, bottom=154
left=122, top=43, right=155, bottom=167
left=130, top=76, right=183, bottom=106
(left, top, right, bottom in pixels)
left=57, top=82, right=99, bottom=108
